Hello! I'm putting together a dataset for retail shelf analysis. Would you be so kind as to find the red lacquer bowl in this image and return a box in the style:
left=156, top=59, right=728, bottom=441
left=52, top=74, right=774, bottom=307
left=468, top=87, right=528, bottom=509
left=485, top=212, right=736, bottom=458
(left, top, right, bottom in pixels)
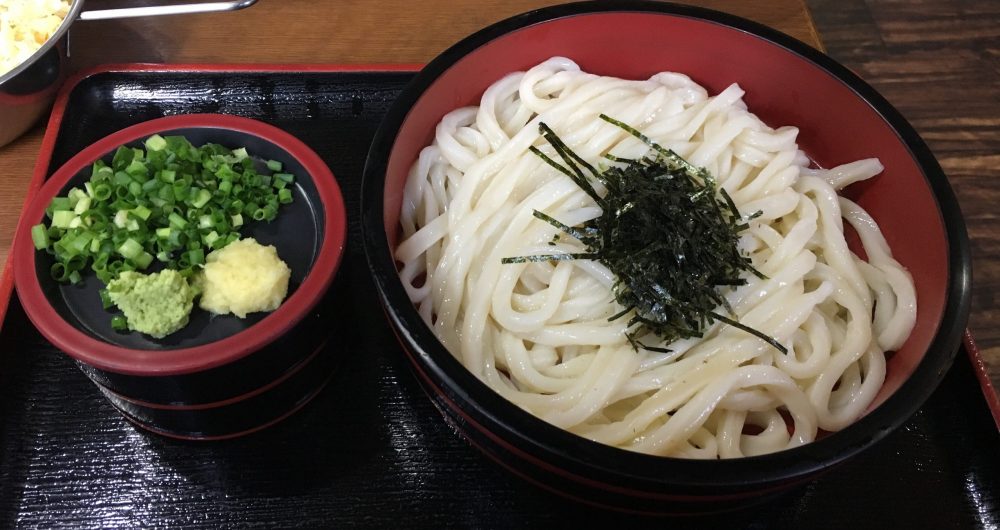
left=361, top=0, right=972, bottom=515
left=14, top=114, right=348, bottom=440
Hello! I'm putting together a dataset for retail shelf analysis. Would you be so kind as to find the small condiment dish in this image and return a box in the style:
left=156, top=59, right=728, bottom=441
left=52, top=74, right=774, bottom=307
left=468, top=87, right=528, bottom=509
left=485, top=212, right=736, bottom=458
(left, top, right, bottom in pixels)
left=14, top=113, right=348, bottom=440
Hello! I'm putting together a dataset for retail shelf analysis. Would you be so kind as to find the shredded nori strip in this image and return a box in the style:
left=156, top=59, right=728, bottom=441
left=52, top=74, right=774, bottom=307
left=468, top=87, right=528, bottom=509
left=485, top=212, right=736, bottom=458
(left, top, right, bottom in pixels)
left=502, top=115, right=786, bottom=354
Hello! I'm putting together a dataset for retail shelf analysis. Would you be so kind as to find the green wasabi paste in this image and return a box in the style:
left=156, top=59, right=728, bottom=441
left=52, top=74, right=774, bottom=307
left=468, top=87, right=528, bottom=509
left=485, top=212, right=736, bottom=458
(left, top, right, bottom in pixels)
left=106, top=269, right=195, bottom=338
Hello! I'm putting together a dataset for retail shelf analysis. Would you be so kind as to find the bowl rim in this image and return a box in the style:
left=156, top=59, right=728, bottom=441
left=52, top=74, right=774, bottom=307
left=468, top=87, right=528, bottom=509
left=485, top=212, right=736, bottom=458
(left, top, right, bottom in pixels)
left=361, top=0, right=972, bottom=490
left=14, top=113, right=348, bottom=376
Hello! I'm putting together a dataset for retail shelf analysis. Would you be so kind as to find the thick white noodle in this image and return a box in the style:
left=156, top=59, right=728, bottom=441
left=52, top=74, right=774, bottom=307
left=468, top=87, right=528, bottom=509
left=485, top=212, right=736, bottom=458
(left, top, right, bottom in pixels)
left=396, top=57, right=918, bottom=458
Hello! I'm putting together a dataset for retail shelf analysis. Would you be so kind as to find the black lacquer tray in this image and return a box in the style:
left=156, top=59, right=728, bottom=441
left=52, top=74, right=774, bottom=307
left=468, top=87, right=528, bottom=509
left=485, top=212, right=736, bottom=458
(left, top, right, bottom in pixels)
left=0, top=67, right=997, bottom=528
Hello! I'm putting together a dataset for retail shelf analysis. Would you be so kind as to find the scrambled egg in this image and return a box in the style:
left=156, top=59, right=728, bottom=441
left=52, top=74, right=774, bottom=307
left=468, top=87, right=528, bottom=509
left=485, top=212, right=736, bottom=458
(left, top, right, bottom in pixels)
left=0, top=0, right=71, bottom=77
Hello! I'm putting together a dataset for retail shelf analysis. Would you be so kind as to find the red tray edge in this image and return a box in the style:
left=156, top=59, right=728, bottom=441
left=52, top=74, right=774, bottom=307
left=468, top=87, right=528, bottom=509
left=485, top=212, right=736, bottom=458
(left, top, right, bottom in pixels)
left=3, top=62, right=998, bottom=433
left=963, top=330, right=1000, bottom=431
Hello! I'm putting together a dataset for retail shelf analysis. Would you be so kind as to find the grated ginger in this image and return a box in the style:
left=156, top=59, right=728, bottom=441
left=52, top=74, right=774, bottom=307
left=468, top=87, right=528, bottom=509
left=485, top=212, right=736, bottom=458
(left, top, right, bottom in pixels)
left=196, top=238, right=291, bottom=319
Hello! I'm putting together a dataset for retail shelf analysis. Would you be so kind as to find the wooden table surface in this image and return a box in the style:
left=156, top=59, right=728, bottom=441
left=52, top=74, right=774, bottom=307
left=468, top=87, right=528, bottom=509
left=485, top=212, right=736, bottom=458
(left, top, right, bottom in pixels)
left=1, top=0, right=997, bottom=402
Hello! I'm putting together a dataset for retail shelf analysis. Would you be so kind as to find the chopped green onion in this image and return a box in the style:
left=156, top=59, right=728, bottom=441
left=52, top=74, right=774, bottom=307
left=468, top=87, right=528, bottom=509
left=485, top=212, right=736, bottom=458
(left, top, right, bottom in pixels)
left=31, top=224, right=49, bottom=249
left=112, top=146, right=132, bottom=169
left=145, top=134, right=167, bottom=152
left=67, top=187, right=87, bottom=207
left=190, top=188, right=211, bottom=208
left=51, top=210, right=75, bottom=229
left=172, top=179, right=190, bottom=201
left=111, top=315, right=128, bottom=331
left=133, top=251, right=154, bottom=269
left=117, top=238, right=143, bottom=260
left=81, top=207, right=105, bottom=222
left=73, top=196, right=92, bottom=214
left=125, top=159, right=148, bottom=180
left=49, top=197, right=72, bottom=213
left=203, top=230, right=220, bottom=248
left=159, top=169, right=176, bottom=183
left=215, top=165, right=237, bottom=181
left=113, top=171, right=130, bottom=187
left=50, top=263, right=67, bottom=281
left=93, top=165, right=113, bottom=181
left=131, top=205, right=152, bottom=221
left=33, top=134, right=296, bottom=293
left=185, top=248, right=205, bottom=266
left=68, top=233, right=91, bottom=254
left=168, top=212, right=188, bottom=229
left=113, top=210, right=129, bottom=228
left=99, top=289, right=113, bottom=309
left=142, top=178, right=160, bottom=193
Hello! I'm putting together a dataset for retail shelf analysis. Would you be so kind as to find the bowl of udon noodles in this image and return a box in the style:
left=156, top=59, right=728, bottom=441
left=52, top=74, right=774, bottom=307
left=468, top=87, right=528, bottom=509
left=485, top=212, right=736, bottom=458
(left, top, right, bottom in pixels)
left=360, top=0, right=971, bottom=514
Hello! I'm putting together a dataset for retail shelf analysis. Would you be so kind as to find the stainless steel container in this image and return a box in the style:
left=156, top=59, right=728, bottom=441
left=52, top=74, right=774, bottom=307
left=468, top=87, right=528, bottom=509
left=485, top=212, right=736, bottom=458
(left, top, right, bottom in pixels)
left=0, top=0, right=258, bottom=147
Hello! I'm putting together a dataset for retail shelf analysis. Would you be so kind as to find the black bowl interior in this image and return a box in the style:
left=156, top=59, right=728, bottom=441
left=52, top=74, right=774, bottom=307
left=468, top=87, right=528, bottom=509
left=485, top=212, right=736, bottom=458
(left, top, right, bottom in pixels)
left=34, top=126, right=324, bottom=350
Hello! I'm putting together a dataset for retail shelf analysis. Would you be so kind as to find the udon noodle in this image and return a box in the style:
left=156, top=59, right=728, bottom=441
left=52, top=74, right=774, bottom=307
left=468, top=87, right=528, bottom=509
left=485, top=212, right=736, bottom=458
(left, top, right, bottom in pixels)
left=396, top=57, right=917, bottom=458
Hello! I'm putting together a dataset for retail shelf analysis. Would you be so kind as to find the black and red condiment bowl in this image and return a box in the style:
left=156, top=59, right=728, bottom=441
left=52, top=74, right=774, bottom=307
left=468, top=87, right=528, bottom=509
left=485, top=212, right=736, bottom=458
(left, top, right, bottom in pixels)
left=14, top=113, right=348, bottom=440
left=361, top=0, right=972, bottom=515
